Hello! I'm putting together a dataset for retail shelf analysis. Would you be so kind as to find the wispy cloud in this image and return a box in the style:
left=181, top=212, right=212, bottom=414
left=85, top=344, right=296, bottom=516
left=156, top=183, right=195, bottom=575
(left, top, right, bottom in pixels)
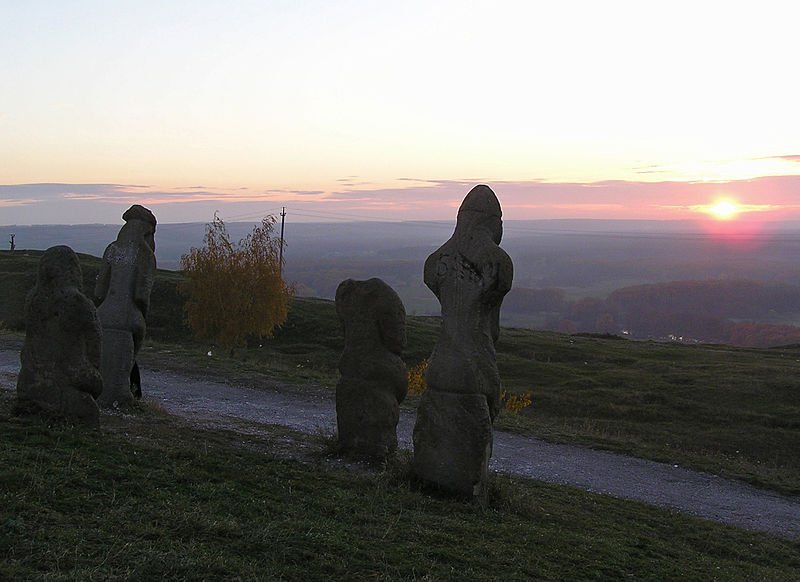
left=684, top=202, right=777, bottom=214
left=4, top=175, right=800, bottom=225
left=0, top=198, right=39, bottom=208
left=0, top=183, right=323, bottom=206
left=774, top=154, right=800, bottom=163
left=632, top=164, right=670, bottom=175
left=320, top=175, right=800, bottom=221
left=266, top=189, right=325, bottom=197
left=630, top=155, right=800, bottom=181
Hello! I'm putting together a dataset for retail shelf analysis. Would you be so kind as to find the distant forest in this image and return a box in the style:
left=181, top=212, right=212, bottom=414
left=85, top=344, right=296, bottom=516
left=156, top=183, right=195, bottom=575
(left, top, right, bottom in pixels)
left=504, top=280, right=800, bottom=347
left=6, top=218, right=800, bottom=347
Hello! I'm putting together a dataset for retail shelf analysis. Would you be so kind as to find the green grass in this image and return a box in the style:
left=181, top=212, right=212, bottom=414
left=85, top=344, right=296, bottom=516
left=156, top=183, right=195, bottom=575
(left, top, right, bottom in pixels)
left=1, top=391, right=798, bottom=580
left=3, top=250, right=800, bottom=495
left=495, top=330, right=800, bottom=495
left=148, top=297, right=800, bottom=495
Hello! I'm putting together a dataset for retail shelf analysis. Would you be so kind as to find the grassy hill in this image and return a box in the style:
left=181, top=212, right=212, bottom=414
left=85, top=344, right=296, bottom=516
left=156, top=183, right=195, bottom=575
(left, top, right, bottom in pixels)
left=2, top=249, right=799, bottom=578
left=1, top=392, right=798, bottom=580
left=2, top=250, right=799, bottom=495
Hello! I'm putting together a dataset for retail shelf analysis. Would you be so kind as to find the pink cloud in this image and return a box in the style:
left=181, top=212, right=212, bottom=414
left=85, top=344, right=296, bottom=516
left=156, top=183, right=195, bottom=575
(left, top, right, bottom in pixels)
left=0, top=198, right=39, bottom=208
left=4, top=175, right=800, bottom=224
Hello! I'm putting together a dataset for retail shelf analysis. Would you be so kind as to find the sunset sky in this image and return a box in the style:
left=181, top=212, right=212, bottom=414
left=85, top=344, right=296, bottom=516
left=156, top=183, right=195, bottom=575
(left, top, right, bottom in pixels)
left=2, top=1, right=799, bottom=225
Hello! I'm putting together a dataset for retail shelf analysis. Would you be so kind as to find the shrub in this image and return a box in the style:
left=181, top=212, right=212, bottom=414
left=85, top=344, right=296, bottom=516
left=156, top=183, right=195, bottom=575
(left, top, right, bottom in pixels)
left=408, top=359, right=533, bottom=415
left=501, top=390, right=533, bottom=415
left=407, top=359, right=428, bottom=396
left=180, top=214, right=292, bottom=347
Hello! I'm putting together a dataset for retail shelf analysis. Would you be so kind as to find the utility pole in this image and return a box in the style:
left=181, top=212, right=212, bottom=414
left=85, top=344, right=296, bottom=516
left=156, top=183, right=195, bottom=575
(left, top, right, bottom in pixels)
left=8, top=234, right=15, bottom=252
left=278, top=207, right=286, bottom=277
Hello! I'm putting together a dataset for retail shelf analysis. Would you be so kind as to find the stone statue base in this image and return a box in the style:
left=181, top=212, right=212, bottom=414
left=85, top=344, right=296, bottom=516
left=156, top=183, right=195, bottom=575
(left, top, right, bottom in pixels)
left=59, top=388, right=101, bottom=427
left=18, top=379, right=100, bottom=428
left=98, top=328, right=135, bottom=409
left=336, top=379, right=400, bottom=458
left=412, top=390, right=493, bottom=497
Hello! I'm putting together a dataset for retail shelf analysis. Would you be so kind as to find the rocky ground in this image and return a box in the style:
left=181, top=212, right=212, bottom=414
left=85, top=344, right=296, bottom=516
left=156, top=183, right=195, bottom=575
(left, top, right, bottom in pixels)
left=1, top=340, right=797, bottom=540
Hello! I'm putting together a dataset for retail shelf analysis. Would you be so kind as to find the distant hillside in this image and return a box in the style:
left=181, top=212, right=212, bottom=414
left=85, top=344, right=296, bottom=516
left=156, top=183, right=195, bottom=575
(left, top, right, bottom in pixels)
left=504, top=279, right=800, bottom=347
left=5, top=218, right=800, bottom=344
left=0, top=250, right=186, bottom=341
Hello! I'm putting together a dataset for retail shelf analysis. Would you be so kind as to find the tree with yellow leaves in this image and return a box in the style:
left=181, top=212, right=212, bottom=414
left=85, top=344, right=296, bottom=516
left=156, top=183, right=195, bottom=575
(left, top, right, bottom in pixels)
left=180, top=214, right=291, bottom=347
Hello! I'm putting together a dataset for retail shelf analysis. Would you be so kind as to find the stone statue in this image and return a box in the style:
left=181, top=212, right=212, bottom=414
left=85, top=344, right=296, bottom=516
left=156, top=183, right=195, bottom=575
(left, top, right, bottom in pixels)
left=412, top=184, right=513, bottom=496
left=95, top=204, right=157, bottom=408
left=335, top=278, right=408, bottom=458
left=16, top=246, right=103, bottom=426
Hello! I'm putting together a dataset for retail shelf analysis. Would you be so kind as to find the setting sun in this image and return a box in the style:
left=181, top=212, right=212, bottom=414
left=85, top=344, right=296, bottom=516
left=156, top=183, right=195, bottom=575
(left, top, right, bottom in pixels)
left=708, top=198, right=742, bottom=220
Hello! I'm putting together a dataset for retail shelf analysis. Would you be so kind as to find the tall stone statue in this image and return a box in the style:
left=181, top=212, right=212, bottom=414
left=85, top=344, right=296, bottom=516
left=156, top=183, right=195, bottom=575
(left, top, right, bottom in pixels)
left=335, top=278, right=408, bottom=458
left=95, top=204, right=157, bottom=408
left=412, top=185, right=513, bottom=496
left=16, top=246, right=103, bottom=426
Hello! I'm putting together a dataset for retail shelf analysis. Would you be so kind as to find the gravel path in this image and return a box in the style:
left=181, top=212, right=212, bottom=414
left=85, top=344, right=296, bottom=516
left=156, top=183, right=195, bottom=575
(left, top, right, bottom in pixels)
left=1, top=348, right=798, bottom=540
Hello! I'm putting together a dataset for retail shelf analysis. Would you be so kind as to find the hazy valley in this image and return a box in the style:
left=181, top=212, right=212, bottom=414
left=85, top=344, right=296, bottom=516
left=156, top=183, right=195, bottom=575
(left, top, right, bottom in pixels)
left=5, top=218, right=800, bottom=347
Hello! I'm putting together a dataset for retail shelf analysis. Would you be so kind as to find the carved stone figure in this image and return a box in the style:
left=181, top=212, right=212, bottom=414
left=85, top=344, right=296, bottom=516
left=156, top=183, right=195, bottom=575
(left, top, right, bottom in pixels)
left=412, top=185, right=513, bottom=496
left=335, top=278, right=408, bottom=458
left=16, top=246, right=103, bottom=426
left=95, top=204, right=157, bottom=408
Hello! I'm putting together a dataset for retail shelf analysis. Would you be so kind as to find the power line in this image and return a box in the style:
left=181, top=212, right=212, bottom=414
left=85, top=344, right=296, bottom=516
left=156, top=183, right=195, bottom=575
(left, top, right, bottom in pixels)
left=151, top=204, right=800, bottom=243
left=284, top=207, right=454, bottom=229
left=278, top=207, right=286, bottom=276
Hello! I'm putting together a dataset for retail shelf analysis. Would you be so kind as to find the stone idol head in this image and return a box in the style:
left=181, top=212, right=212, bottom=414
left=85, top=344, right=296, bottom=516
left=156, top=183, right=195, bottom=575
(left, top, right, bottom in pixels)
left=455, top=184, right=503, bottom=244
left=38, top=245, right=83, bottom=290
left=120, top=204, right=157, bottom=250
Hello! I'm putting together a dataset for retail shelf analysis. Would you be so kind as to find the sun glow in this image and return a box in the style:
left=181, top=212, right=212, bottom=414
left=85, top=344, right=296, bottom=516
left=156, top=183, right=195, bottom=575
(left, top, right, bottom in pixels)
left=707, top=198, right=742, bottom=220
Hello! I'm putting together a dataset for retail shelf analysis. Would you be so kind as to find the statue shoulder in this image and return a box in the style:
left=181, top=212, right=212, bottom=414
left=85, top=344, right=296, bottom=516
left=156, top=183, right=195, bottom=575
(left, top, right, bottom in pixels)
left=492, top=244, right=513, bottom=292
left=424, top=241, right=453, bottom=274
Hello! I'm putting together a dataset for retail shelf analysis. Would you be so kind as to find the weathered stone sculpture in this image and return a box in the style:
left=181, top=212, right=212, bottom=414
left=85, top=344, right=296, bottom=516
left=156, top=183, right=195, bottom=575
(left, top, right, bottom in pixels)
left=95, top=204, right=157, bottom=408
left=16, top=246, right=103, bottom=426
left=335, top=278, right=408, bottom=458
left=412, top=185, right=513, bottom=496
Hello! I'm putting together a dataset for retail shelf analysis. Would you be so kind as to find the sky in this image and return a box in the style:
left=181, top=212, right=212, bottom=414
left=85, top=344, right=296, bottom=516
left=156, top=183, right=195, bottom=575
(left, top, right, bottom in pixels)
left=2, top=0, right=800, bottom=225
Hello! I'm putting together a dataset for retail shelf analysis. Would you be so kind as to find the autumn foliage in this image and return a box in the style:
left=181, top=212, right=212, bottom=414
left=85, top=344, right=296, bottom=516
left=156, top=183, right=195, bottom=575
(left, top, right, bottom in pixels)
left=500, top=390, right=533, bottom=414
left=407, top=358, right=532, bottom=415
left=407, top=359, right=428, bottom=396
left=180, top=214, right=292, bottom=347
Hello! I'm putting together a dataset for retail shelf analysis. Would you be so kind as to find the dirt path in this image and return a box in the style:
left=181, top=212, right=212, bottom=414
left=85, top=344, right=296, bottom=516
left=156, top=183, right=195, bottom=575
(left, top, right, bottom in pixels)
left=1, top=348, right=798, bottom=540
